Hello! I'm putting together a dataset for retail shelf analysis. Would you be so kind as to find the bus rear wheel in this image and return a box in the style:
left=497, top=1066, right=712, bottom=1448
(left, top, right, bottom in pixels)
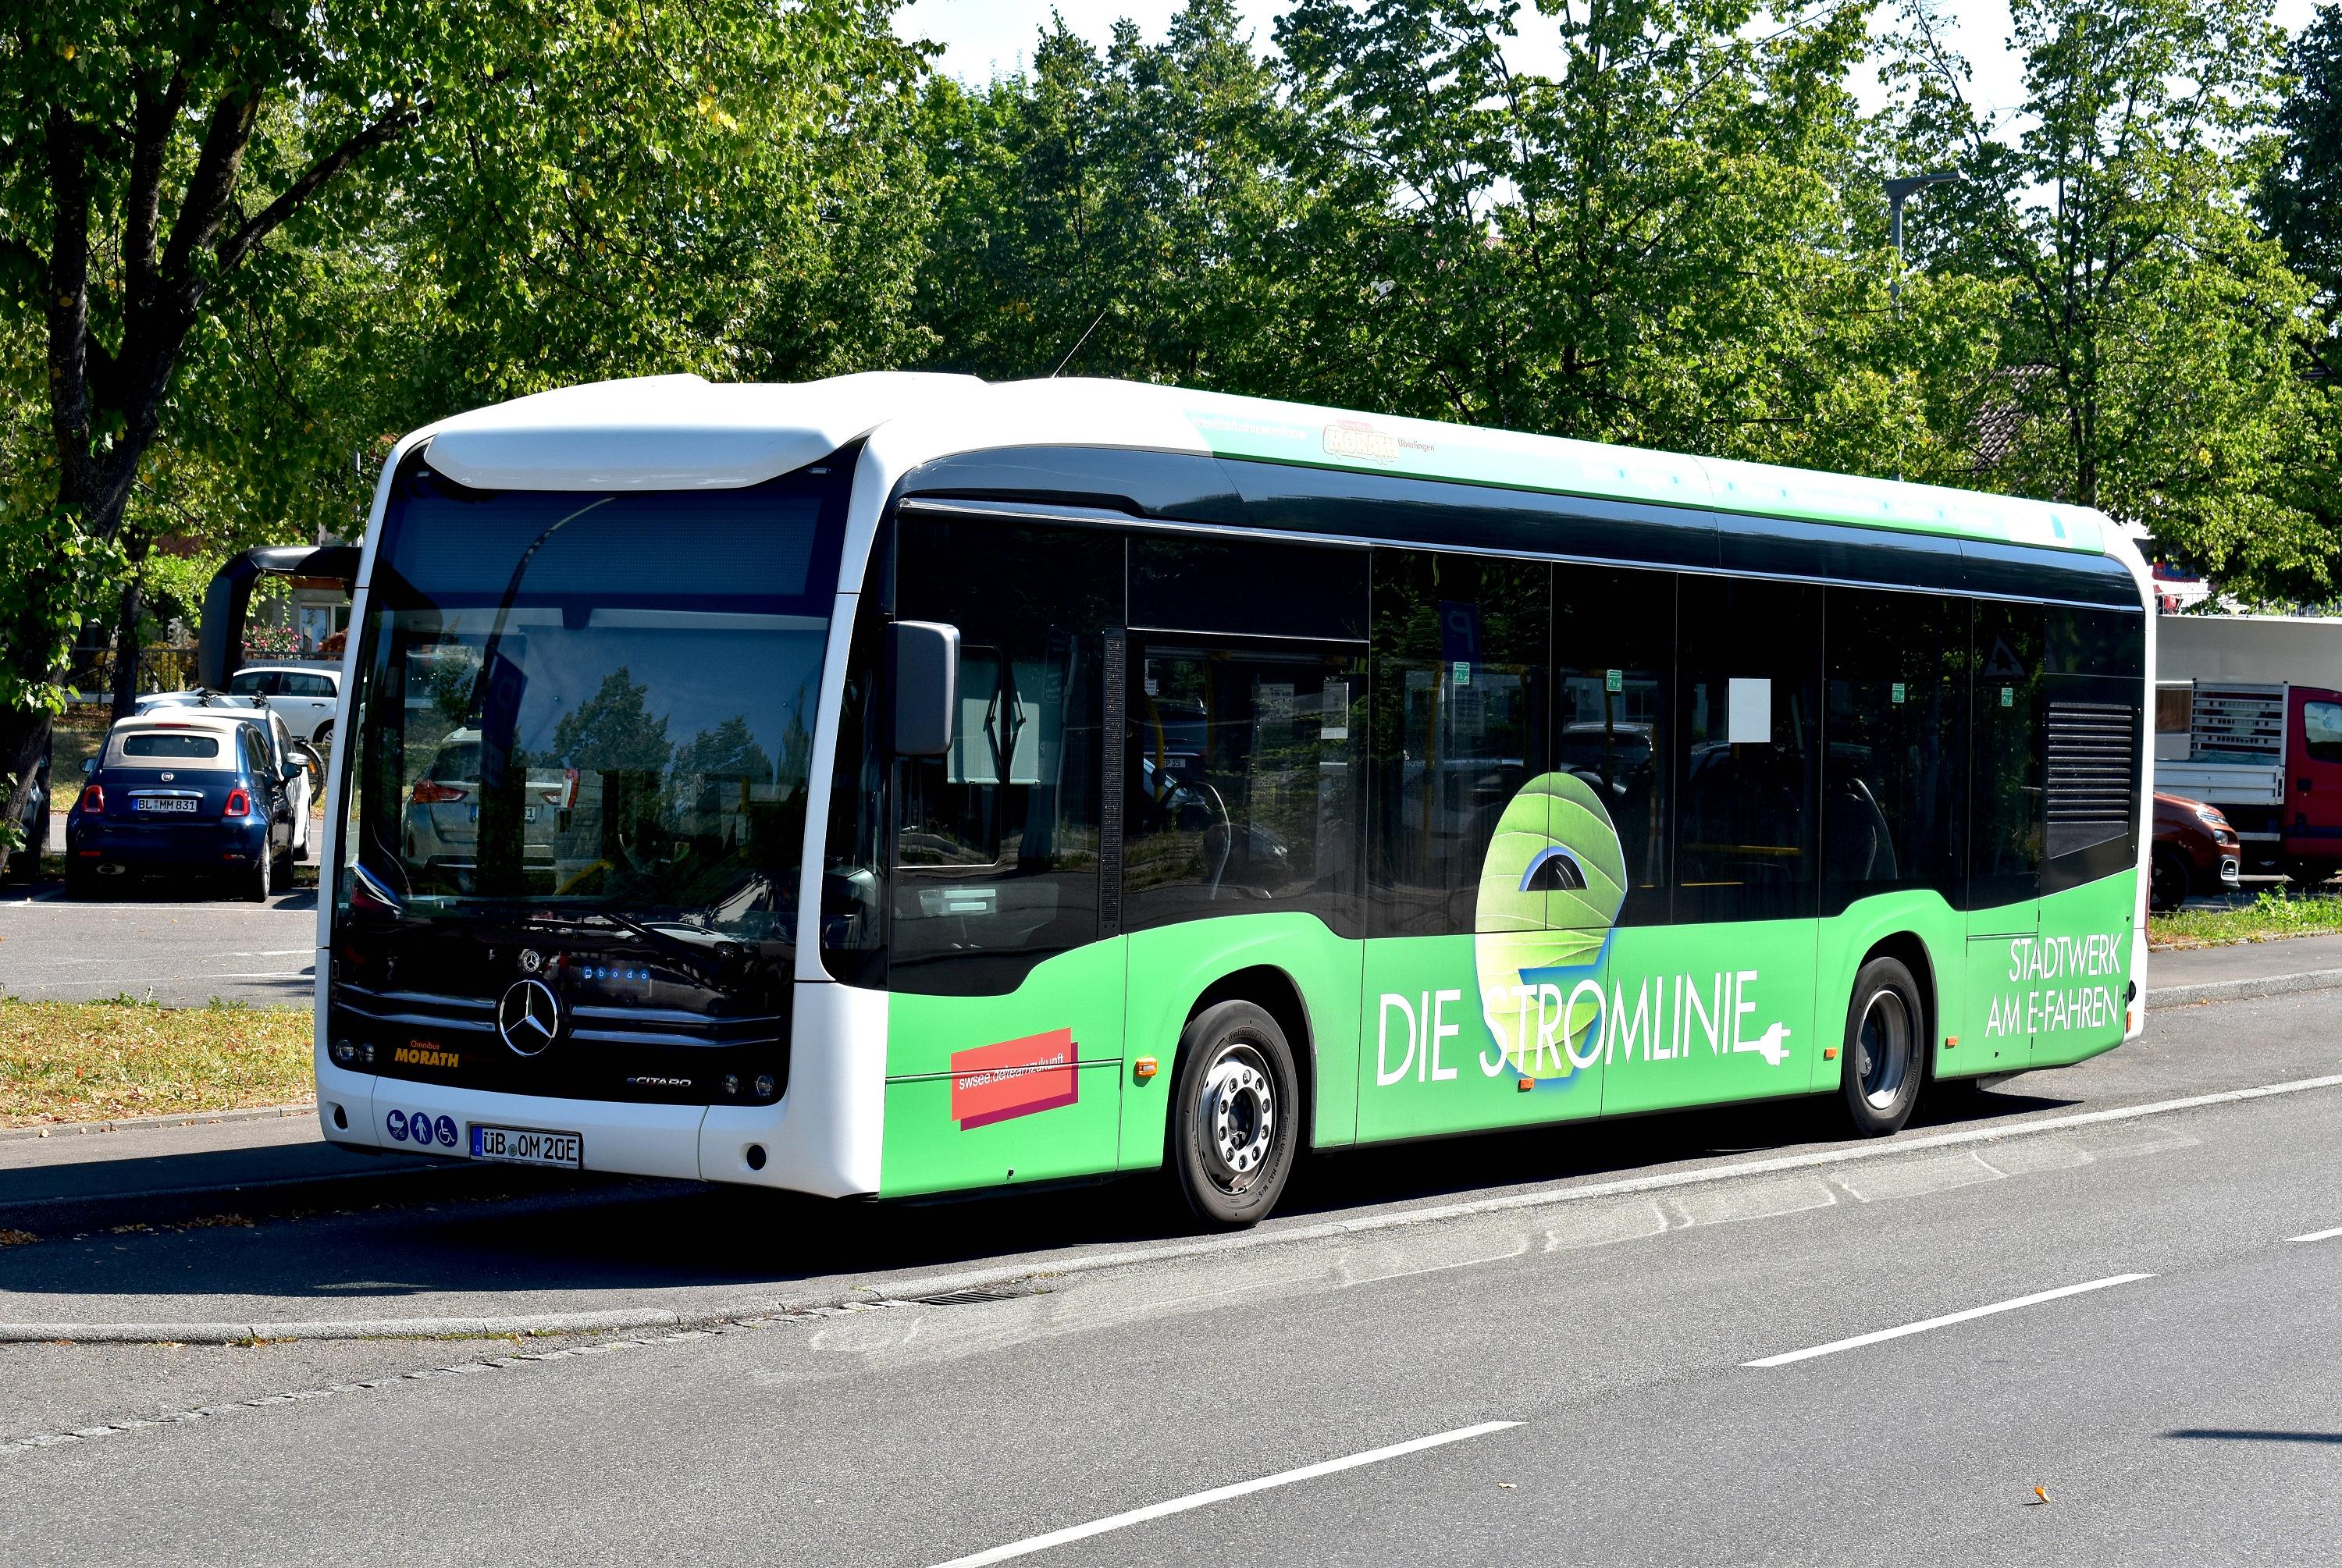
left=1841, top=957, right=1924, bottom=1137
left=1167, top=1000, right=1299, bottom=1229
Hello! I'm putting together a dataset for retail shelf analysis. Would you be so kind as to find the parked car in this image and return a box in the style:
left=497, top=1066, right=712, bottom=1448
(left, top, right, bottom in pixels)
left=5, top=748, right=48, bottom=884
left=137, top=663, right=340, bottom=745
left=2151, top=791, right=2242, bottom=912
left=65, top=713, right=319, bottom=900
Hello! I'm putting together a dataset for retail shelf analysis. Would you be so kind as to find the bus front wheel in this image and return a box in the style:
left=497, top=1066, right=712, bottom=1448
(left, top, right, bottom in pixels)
left=1167, top=1000, right=1300, bottom=1229
left=1841, top=957, right=1924, bottom=1137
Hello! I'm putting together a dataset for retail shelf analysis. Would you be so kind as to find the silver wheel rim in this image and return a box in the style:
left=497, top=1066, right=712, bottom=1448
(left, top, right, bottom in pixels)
left=1856, top=989, right=1911, bottom=1110
left=1198, top=1041, right=1276, bottom=1196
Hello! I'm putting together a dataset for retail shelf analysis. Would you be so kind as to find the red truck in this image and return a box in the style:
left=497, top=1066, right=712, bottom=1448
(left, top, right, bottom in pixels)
left=2154, top=681, right=2342, bottom=886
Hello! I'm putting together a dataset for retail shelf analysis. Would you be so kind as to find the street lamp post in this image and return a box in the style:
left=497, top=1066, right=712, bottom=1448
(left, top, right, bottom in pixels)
left=1885, top=169, right=1961, bottom=306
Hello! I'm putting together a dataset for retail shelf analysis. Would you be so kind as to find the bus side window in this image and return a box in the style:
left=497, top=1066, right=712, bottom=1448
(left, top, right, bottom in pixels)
left=2042, top=605, right=2144, bottom=891
left=1552, top=564, right=1673, bottom=926
left=888, top=517, right=1119, bottom=997
left=1675, top=578, right=1821, bottom=924
left=1970, top=601, right=2045, bottom=905
left=1366, top=549, right=1549, bottom=937
left=1822, top=588, right=1966, bottom=913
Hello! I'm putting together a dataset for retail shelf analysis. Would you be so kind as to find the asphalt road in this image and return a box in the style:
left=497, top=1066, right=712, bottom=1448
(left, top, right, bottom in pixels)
left=0, top=841, right=317, bottom=1004
left=5, top=988, right=2341, bottom=1563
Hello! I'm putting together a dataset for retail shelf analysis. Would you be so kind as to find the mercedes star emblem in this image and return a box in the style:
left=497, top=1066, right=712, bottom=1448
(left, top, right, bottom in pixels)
left=497, top=979, right=561, bottom=1058
left=519, top=948, right=543, bottom=974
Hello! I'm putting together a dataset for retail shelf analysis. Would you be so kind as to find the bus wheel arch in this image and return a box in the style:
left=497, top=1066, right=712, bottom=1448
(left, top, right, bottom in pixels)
left=1840, top=934, right=1934, bottom=1136
left=1183, top=965, right=1315, bottom=1143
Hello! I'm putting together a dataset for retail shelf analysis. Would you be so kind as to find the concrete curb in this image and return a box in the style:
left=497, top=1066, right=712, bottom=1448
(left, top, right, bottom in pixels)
left=2146, top=968, right=2342, bottom=1009
left=0, top=1104, right=315, bottom=1143
left=11, top=1068, right=2342, bottom=1346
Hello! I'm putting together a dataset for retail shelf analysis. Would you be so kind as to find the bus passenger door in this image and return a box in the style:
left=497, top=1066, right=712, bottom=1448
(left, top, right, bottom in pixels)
left=1965, top=603, right=2044, bottom=1070
left=877, top=514, right=1127, bottom=1197
left=1604, top=578, right=1820, bottom=1118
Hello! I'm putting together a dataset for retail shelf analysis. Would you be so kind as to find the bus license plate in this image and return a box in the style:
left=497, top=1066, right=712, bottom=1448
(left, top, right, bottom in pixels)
left=468, top=1125, right=582, bottom=1169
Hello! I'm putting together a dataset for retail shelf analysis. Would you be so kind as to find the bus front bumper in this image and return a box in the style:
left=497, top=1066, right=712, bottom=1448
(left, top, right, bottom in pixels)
left=313, top=984, right=885, bottom=1197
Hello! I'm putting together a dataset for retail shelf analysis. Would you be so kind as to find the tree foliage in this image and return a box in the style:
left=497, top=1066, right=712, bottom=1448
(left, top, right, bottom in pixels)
left=7, top=0, right=2342, bottom=856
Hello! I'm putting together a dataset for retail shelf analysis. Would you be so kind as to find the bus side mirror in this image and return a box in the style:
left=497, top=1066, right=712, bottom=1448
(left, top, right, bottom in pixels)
left=889, top=620, right=959, bottom=758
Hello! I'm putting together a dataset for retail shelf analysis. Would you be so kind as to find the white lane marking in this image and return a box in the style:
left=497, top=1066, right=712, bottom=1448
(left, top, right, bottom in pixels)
left=2, top=947, right=314, bottom=972
left=1745, top=1274, right=2153, bottom=1368
left=927, top=1421, right=1521, bottom=1567
left=2287, top=1226, right=2342, bottom=1244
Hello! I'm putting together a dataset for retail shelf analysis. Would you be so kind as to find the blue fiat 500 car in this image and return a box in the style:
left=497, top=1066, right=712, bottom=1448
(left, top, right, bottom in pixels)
left=66, top=713, right=302, bottom=901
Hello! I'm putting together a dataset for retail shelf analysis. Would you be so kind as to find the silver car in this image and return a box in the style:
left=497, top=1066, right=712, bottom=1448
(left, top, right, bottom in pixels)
left=399, top=728, right=575, bottom=887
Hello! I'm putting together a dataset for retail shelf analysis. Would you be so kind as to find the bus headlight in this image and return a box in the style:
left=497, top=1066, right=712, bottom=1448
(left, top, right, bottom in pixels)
left=753, top=1074, right=775, bottom=1097
left=332, top=1039, right=358, bottom=1067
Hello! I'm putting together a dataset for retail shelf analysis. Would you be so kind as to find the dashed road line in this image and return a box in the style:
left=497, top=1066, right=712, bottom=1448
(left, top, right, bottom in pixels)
left=927, top=1420, right=1522, bottom=1567
left=1743, top=1273, right=2154, bottom=1368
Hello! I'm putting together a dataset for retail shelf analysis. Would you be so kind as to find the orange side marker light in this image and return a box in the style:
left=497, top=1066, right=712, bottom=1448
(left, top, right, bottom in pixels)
left=1133, top=1057, right=1159, bottom=1081
left=1518, top=1076, right=1536, bottom=1092
left=1823, top=1047, right=1839, bottom=1061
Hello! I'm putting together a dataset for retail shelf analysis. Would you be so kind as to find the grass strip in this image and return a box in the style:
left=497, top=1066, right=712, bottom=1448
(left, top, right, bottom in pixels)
left=2148, top=887, right=2342, bottom=951
left=0, top=997, right=311, bottom=1128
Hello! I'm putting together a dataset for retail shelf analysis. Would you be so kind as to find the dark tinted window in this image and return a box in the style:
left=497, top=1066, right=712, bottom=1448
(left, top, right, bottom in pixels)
left=283, top=672, right=335, bottom=697
left=1367, top=550, right=1548, bottom=936
left=121, top=732, right=221, bottom=759
left=228, top=670, right=277, bottom=695
left=1554, top=566, right=1672, bottom=925
left=2047, top=606, right=2145, bottom=677
left=1675, top=579, right=1820, bottom=923
left=379, top=472, right=828, bottom=608
left=1970, top=601, right=2045, bottom=905
left=1125, top=641, right=1363, bottom=936
left=892, top=518, right=1118, bottom=995
left=1824, top=590, right=1966, bottom=912
left=1130, top=536, right=1366, bottom=641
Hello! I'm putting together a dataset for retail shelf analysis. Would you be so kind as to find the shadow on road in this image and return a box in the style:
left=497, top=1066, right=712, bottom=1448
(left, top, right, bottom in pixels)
left=0, top=1081, right=2080, bottom=1309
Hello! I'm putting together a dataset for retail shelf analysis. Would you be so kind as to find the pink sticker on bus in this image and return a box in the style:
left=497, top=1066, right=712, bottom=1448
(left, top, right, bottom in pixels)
left=950, top=1028, right=1080, bottom=1130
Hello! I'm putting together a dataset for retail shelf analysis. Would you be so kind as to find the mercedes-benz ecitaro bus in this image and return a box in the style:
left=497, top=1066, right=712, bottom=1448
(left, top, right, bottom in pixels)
left=312, top=373, right=2153, bottom=1225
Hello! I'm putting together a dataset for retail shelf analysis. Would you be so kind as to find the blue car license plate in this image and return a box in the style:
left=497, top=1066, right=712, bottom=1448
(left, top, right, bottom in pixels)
left=133, top=797, right=198, bottom=813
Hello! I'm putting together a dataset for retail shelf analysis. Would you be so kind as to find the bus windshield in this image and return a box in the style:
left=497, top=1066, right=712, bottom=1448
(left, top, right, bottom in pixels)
left=338, top=456, right=849, bottom=943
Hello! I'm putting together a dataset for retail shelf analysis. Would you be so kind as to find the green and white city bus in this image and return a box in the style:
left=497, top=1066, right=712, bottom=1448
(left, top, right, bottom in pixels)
left=310, top=373, right=2152, bottom=1225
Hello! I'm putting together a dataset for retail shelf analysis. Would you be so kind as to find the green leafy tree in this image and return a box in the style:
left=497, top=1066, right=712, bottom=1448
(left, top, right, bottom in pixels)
left=2262, top=2, right=2342, bottom=333
left=913, top=0, right=1304, bottom=386
left=1888, top=0, right=2334, bottom=600
left=0, top=0, right=928, bottom=841
left=1268, top=0, right=1995, bottom=475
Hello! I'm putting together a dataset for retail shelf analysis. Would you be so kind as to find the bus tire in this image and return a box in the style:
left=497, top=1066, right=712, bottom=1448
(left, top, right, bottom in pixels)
left=1841, top=956, right=1924, bottom=1137
left=1166, top=1000, right=1300, bottom=1229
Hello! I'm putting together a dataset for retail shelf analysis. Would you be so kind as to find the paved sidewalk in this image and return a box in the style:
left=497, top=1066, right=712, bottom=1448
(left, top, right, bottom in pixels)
left=0, top=1108, right=441, bottom=1231
left=2147, top=932, right=2342, bottom=991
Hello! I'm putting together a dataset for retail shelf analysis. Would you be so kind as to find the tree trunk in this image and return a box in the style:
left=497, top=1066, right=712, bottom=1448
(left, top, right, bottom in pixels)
left=0, top=710, right=55, bottom=871
left=109, top=572, right=146, bottom=719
